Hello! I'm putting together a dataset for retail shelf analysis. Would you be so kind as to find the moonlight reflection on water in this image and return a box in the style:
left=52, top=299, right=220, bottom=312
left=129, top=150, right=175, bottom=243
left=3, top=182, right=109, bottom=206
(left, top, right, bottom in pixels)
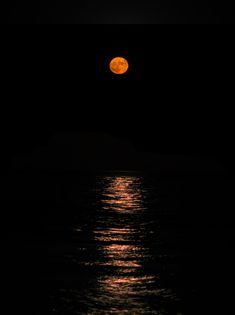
left=90, top=176, right=173, bottom=314
left=98, top=177, right=145, bottom=269
left=92, top=176, right=156, bottom=313
left=101, top=176, right=145, bottom=213
left=49, top=175, right=183, bottom=314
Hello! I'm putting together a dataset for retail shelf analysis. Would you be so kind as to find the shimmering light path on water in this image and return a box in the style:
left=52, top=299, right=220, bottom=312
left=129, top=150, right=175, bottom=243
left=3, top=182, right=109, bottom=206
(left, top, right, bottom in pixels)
left=48, top=175, right=200, bottom=314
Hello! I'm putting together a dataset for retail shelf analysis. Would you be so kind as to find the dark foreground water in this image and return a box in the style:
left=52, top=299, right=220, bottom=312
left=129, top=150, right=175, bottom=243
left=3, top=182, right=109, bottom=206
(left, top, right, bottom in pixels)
left=1, top=172, right=234, bottom=314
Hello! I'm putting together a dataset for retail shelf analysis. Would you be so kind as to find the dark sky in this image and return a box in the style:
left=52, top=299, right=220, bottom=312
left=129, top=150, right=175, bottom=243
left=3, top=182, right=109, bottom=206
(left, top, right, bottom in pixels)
left=1, top=26, right=234, bottom=173
left=2, top=0, right=234, bottom=24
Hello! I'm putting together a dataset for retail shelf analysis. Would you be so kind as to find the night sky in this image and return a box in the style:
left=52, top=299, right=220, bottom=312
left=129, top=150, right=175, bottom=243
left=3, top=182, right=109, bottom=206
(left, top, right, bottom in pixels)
left=1, top=24, right=234, bottom=173
left=2, top=0, right=234, bottom=24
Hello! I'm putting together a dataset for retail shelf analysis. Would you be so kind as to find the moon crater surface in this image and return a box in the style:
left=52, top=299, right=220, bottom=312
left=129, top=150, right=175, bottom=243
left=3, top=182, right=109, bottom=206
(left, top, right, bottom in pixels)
left=110, top=57, right=129, bottom=75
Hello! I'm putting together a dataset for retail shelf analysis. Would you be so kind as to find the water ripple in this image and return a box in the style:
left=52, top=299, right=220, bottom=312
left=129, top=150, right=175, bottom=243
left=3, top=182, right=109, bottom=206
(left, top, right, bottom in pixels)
left=49, top=175, right=183, bottom=314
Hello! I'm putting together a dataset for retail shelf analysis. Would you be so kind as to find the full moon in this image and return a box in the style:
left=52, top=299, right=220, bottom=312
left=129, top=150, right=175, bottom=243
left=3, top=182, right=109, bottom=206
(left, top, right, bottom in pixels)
left=110, top=57, right=129, bottom=75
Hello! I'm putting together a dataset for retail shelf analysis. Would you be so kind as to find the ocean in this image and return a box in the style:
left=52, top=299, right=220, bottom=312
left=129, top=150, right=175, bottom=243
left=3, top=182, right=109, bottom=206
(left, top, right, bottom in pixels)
left=2, top=171, right=234, bottom=314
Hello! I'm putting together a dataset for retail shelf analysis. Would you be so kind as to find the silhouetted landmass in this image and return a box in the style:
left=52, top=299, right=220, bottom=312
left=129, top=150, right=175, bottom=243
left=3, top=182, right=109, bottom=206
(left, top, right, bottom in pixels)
left=8, top=132, right=225, bottom=174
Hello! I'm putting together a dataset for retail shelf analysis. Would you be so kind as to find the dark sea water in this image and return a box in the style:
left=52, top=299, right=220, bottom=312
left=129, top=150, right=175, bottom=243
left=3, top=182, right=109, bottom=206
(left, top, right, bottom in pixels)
left=2, top=172, right=234, bottom=314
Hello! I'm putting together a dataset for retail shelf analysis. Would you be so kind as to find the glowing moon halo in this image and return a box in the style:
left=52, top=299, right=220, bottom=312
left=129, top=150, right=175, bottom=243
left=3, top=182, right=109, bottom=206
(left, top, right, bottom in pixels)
left=110, top=57, right=129, bottom=75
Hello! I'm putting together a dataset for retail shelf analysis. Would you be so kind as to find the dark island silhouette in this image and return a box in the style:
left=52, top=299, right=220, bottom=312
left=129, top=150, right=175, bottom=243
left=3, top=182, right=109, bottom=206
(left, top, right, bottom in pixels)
left=9, top=131, right=224, bottom=173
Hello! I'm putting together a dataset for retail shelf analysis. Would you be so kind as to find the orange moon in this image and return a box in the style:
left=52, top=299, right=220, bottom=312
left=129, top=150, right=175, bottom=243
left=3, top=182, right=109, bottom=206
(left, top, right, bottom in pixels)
left=110, top=57, right=129, bottom=75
